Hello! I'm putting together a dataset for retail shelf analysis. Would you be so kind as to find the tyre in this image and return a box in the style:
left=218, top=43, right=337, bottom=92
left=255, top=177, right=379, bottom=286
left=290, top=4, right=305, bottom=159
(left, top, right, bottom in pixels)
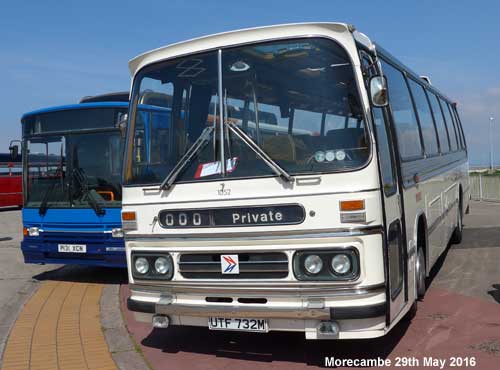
left=451, top=200, right=463, bottom=244
left=416, top=246, right=426, bottom=300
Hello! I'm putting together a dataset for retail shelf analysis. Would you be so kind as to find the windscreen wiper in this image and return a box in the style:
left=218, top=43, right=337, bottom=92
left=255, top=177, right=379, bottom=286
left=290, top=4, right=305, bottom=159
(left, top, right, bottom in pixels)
left=160, top=126, right=214, bottom=190
left=225, top=122, right=294, bottom=183
left=38, top=170, right=61, bottom=216
left=73, top=168, right=105, bottom=216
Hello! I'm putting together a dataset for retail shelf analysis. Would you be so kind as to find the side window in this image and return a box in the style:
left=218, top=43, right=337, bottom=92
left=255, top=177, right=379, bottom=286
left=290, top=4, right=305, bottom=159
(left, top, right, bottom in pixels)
left=428, top=93, right=450, bottom=153
left=439, top=97, right=458, bottom=151
left=408, top=79, right=439, bottom=156
left=382, top=61, right=423, bottom=160
left=447, top=103, right=464, bottom=149
left=452, top=105, right=467, bottom=150
left=372, top=108, right=397, bottom=195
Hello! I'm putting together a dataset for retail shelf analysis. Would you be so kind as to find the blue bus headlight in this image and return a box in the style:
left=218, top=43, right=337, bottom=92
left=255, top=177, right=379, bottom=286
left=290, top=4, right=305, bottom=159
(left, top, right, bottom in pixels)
left=134, top=257, right=149, bottom=274
left=331, top=254, right=351, bottom=275
left=111, top=228, right=124, bottom=238
left=154, top=257, right=171, bottom=275
left=28, top=227, right=40, bottom=236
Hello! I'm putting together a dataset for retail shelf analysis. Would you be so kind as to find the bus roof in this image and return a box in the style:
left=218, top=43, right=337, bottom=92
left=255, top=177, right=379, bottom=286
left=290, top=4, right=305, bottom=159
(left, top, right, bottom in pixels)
left=21, top=101, right=129, bottom=122
left=79, top=91, right=129, bottom=103
left=128, top=22, right=353, bottom=76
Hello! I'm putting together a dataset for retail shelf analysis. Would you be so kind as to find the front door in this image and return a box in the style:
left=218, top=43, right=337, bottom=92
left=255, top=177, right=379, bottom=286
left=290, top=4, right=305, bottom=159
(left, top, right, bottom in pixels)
left=371, top=107, right=408, bottom=323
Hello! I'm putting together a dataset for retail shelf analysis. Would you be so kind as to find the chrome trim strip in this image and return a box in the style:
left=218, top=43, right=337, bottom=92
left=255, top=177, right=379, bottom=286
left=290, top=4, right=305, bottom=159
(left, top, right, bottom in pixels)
left=39, top=229, right=114, bottom=234
left=178, top=260, right=287, bottom=265
left=155, top=302, right=331, bottom=319
left=125, top=225, right=383, bottom=241
left=179, top=268, right=289, bottom=273
left=122, top=188, right=379, bottom=207
left=130, top=282, right=385, bottom=297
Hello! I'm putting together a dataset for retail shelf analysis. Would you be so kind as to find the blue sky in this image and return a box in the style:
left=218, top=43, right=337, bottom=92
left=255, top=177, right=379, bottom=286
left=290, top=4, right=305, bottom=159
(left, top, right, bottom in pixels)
left=1, top=0, right=498, bottom=165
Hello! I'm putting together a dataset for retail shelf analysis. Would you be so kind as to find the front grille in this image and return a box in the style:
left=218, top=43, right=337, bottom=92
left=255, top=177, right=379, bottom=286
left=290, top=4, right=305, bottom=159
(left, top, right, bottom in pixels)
left=178, top=252, right=288, bottom=279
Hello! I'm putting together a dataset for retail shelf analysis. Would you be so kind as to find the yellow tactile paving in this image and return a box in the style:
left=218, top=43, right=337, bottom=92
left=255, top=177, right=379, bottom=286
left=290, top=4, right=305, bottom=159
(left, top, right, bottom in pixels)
left=1, top=281, right=117, bottom=370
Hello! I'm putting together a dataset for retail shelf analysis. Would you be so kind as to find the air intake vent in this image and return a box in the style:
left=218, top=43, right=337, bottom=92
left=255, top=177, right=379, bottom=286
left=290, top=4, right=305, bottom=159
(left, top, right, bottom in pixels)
left=178, top=252, right=288, bottom=279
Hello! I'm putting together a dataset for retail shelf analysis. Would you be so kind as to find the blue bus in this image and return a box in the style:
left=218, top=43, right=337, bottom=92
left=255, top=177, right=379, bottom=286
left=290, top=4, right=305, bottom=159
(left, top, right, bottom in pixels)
left=21, top=93, right=130, bottom=267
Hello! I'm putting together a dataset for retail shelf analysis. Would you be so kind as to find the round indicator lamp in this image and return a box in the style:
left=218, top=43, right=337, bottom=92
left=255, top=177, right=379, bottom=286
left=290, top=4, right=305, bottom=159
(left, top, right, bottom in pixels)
left=325, top=150, right=336, bottom=162
left=314, top=151, right=326, bottom=163
left=335, top=150, right=346, bottom=161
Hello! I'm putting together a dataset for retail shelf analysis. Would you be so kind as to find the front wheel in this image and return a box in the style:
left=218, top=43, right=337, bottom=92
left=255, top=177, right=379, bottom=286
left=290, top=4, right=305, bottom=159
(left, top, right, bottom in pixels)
left=451, top=201, right=463, bottom=244
left=416, top=246, right=426, bottom=300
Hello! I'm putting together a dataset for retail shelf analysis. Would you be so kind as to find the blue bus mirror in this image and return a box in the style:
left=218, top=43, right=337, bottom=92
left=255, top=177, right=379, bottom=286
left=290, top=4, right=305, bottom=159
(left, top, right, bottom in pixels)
left=118, top=113, right=128, bottom=138
left=9, top=143, right=19, bottom=160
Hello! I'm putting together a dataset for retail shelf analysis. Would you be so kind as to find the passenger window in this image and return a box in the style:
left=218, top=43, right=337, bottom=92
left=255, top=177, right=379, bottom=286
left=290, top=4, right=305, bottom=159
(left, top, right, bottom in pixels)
left=452, top=106, right=467, bottom=150
left=372, top=108, right=396, bottom=195
left=439, top=98, right=458, bottom=151
left=428, top=93, right=450, bottom=153
left=381, top=61, right=423, bottom=160
left=447, top=103, right=463, bottom=149
left=408, top=79, right=439, bottom=156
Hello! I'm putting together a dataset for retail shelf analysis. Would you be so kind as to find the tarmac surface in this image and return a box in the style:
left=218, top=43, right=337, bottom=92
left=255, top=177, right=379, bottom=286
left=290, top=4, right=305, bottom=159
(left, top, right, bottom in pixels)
left=0, top=201, right=499, bottom=370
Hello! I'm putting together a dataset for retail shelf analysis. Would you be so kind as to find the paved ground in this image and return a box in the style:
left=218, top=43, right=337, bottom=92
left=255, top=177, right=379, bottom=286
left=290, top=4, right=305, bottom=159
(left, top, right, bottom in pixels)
left=1, top=201, right=500, bottom=370
left=122, top=201, right=500, bottom=370
left=0, top=209, right=146, bottom=370
left=0, top=209, right=55, bottom=364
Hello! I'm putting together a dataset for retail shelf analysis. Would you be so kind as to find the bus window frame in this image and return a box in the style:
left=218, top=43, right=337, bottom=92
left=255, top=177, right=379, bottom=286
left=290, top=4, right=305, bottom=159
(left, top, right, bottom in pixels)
left=425, top=90, right=448, bottom=155
left=406, top=76, right=441, bottom=158
left=437, top=97, right=460, bottom=152
left=446, top=102, right=464, bottom=150
left=380, top=57, right=425, bottom=163
left=452, top=104, right=467, bottom=152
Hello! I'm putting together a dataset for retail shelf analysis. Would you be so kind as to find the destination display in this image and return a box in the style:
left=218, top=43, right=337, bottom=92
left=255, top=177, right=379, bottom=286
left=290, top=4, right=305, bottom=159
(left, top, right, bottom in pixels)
left=158, top=204, right=305, bottom=228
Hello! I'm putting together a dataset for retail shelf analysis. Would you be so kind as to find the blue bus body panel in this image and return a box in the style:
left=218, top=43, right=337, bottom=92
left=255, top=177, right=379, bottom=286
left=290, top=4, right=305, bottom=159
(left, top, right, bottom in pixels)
left=21, top=208, right=126, bottom=268
left=21, top=102, right=129, bottom=121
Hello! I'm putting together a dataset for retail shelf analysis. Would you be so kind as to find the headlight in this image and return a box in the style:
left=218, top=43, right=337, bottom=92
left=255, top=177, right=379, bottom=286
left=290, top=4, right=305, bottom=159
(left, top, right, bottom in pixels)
left=154, top=257, right=171, bottom=275
left=331, top=254, right=351, bottom=275
left=111, top=228, right=124, bottom=238
left=134, top=257, right=149, bottom=274
left=131, top=254, right=174, bottom=280
left=293, top=249, right=359, bottom=281
left=304, top=255, right=323, bottom=274
left=28, top=227, right=40, bottom=237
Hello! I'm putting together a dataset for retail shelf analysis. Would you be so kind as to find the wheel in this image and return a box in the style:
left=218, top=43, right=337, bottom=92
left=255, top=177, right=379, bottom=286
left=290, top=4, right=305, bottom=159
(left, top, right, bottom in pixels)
left=451, top=200, right=463, bottom=244
left=416, top=246, right=426, bottom=300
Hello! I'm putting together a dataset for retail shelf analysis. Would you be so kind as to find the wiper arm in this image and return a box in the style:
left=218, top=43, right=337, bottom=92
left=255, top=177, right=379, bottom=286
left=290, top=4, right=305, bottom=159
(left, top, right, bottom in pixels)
left=160, top=126, right=214, bottom=190
left=39, top=176, right=58, bottom=216
left=225, top=122, right=294, bottom=183
left=73, top=168, right=105, bottom=216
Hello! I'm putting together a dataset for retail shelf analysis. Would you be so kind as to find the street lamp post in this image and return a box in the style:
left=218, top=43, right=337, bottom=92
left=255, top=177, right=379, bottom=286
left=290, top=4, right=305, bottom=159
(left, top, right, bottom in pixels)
left=490, top=116, right=495, bottom=172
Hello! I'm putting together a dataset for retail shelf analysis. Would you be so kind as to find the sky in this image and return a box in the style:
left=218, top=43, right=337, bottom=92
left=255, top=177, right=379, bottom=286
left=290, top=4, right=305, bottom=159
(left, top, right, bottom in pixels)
left=1, top=0, right=498, bottom=165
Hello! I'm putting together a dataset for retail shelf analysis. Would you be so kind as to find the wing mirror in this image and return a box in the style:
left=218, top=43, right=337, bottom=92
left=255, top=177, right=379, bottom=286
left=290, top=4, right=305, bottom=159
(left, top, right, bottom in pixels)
left=369, top=76, right=388, bottom=107
left=9, top=140, right=21, bottom=160
left=117, top=113, right=128, bottom=138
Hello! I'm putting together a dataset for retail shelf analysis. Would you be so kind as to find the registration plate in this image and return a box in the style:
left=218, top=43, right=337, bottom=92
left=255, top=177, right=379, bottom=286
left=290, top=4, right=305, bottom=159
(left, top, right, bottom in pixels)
left=208, top=317, right=268, bottom=332
left=58, top=244, right=86, bottom=253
